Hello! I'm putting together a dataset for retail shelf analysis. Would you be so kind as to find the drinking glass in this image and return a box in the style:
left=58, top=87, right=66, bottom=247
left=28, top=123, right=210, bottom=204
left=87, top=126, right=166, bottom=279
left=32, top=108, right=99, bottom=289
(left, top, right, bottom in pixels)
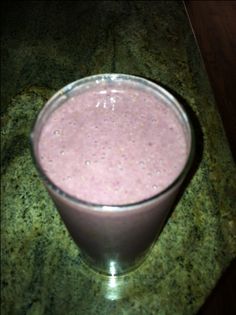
left=31, top=74, right=194, bottom=275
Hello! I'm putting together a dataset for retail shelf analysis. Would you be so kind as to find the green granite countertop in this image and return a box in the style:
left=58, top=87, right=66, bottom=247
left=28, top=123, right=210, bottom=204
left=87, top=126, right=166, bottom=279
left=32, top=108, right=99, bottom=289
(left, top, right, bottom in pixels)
left=1, top=1, right=236, bottom=314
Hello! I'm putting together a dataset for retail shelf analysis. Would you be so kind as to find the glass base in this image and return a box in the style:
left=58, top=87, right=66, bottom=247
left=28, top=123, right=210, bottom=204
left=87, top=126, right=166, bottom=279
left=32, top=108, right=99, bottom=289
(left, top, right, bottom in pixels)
left=77, top=254, right=138, bottom=301
left=79, top=250, right=149, bottom=276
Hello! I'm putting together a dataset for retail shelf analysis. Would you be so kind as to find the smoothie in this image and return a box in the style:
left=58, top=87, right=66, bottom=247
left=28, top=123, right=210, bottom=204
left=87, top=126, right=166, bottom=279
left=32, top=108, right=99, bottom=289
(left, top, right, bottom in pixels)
left=38, top=81, right=188, bottom=205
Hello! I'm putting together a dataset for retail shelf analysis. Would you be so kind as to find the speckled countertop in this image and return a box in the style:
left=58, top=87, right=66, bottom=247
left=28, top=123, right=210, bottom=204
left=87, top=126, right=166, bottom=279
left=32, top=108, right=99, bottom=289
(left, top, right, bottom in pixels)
left=1, top=1, right=236, bottom=315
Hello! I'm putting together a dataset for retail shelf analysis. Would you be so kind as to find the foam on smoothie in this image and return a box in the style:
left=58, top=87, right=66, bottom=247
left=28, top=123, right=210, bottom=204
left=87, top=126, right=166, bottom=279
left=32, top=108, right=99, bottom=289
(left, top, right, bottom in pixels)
left=38, top=83, right=188, bottom=205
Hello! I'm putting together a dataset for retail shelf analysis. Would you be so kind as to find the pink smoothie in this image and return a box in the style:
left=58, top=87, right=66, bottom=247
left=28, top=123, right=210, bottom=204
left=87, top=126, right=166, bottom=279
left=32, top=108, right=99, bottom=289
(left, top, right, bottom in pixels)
left=38, top=82, right=188, bottom=205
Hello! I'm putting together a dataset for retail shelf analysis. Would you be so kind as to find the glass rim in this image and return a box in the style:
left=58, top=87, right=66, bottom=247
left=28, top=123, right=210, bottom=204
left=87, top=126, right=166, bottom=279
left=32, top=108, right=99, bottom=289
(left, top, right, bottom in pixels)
left=30, top=73, right=195, bottom=211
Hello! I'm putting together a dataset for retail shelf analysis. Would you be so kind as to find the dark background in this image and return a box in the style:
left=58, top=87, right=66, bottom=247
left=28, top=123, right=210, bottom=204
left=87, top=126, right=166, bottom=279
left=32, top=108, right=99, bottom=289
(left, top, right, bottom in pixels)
left=185, top=1, right=236, bottom=315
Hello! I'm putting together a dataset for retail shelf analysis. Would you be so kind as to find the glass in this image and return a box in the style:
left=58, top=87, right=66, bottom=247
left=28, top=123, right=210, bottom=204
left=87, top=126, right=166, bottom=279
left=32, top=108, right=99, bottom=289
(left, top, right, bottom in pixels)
left=31, top=74, right=194, bottom=275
